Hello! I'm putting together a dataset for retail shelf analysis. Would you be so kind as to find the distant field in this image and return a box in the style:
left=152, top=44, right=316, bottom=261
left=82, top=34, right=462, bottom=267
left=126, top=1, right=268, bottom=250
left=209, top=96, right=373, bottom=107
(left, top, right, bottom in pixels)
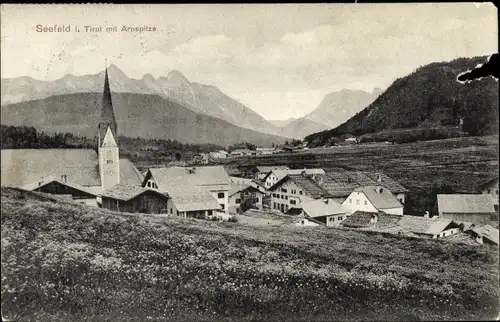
left=1, top=188, right=499, bottom=321
left=224, top=136, right=499, bottom=214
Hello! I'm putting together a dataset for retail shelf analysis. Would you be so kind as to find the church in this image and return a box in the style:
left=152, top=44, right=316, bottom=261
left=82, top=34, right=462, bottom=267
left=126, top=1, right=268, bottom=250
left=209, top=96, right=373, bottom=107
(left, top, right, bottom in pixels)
left=0, top=67, right=144, bottom=206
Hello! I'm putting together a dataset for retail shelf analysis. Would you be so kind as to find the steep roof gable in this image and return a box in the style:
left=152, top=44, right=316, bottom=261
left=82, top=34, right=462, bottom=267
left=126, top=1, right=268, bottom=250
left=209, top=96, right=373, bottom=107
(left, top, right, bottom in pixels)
left=101, top=126, right=117, bottom=148
left=355, top=186, right=403, bottom=210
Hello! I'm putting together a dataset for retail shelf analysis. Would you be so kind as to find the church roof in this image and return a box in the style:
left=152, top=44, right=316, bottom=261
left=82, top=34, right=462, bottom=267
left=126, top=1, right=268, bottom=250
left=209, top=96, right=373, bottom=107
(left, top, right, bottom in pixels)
left=119, top=159, right=144, bottom=186
left=101, top=126, right=117, bottom=147
left=1, top=149, right=101, bottom=187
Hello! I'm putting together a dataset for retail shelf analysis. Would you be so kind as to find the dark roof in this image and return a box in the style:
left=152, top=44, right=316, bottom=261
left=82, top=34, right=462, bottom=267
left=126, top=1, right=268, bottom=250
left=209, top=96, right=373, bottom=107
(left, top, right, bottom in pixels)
left=1, top=149, right=101, bottom=187
left=270, top=174, right=331, bottom=199
left=322, top=171, right=408, bottom=197
left=254, top=165, right=290, bottom=173
left=341, top=211, right=381, bottom=228
left=100, top=184, right=168, bottom=201
left=398, top=216, right=460, bottom=235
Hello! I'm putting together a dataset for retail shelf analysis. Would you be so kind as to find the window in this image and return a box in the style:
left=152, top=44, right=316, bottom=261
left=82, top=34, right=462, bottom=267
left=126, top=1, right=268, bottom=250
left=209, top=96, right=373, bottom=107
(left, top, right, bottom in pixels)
left=349, top=199, right=352, bottom=204
left=487, top=189, right=491, bottom=194
left=281, top=195, right=284, bottom=199
left=285, top=205, right=288, bottom=211
left=220, top=204, right=225, bottom=210
left=338, top=216, right=343, bottom=221
left=290, top=200, right=296, bottom=205
left=285, top=196, right=288, bottom=200
left=147, top=182, right=151, bottom=188
left=495, top=205, right=499, bottom=212
left=364, top=200, right=367, bottom=205
left=106, top=150, right=113, bottom=164
left=291, top=189, right=296, bottom=194
left=170, top=208, right=172, bottom=214
left=235, top=198, right=241, bottom=204
left=281, top=188, right=287, bottom=193
left=299, top=191, right=303, bottom=195
left=356, top=199, right=359, bottom=205
left=217, top=192, right=225, bottom=199
left=301, top=220, right=305, bottom=225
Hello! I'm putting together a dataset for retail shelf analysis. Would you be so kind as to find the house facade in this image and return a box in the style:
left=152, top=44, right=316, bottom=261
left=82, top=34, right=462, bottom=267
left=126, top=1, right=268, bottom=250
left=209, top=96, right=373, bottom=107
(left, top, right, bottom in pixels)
left=251, top=165, right=290, bottom=180
left=341, top=186, right=404, bottom=215
left=269, top=174, right=325, bottom=213
left=228, top=185, right=264, bottom=214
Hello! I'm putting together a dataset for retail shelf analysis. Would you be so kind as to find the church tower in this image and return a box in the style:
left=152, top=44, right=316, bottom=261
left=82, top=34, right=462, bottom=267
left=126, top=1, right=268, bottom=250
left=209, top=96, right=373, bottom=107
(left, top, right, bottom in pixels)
left=98, top=65, right=120, bottom=191
left=98, top=67, right=118, bottom=145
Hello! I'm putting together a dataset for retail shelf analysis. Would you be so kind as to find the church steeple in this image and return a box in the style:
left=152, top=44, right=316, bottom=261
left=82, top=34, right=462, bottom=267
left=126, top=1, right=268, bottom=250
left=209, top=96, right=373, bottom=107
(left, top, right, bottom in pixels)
left=99, top=62, right=118, bottom=147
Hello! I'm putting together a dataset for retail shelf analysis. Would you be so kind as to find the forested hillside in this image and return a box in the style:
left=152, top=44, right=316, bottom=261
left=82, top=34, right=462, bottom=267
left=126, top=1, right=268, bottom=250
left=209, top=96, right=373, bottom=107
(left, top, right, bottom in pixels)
left=305, top=56, right=498, bottom=145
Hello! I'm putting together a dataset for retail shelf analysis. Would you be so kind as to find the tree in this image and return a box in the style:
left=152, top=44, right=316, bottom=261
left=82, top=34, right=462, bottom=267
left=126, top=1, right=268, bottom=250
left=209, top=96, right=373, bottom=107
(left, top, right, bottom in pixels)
left=175, top=152, right=182, bottom=161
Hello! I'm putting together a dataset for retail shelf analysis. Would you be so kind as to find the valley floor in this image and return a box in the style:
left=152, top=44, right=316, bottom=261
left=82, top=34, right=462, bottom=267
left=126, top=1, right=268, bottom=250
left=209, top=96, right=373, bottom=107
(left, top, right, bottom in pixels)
left=1, top=188, right=499, bottom=321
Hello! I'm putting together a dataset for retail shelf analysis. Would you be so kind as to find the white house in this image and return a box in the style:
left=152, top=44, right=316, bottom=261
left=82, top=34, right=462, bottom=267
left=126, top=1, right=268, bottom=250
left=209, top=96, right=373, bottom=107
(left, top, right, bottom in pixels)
left=255, top=148, right=275, bottom=155
left=209, top=150, right=228, bottom=159
left=342, top=186, right=404, bottom=215
left=228, top=184, right=265, bottom=214
left=251, top=165, right=290, bottom=180
left=289, top=199, right=351, bottom=227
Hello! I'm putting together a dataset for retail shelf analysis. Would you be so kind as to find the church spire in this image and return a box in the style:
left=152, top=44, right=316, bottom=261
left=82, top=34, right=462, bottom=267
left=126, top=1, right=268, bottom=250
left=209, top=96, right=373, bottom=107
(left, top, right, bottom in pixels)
left=99, top=61, right=118, bottom=146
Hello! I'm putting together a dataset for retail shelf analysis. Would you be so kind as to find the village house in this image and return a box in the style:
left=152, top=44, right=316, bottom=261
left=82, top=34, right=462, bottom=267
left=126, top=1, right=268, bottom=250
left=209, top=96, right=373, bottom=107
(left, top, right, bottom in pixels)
left=478, top=176, right=499, bottom=211
left=398, top=215, right=462, bottom=239
left=255, top=147, right=275, bottom=155
left=141, top=165, right=231, bottom=214
left=250, top=165, right=290, bottom=180
left=467, top=224, right=499, bottom=246
left=293, top=214, right=324, bottom=227
left=0, top=67, right=143, bottom=205
left=287, top=198, right=351, bottom=227
left=228, top=184, right=265, bottom=213
left=263, top=168, right=325, bottom=189
left=437, top=194, right=497, bottom=225
left=341, top=186, right=404, bottom=215
left=269, top=172, right=329, bottom=213
left=100, top=184, right=170, bottom=214
left=229, top=149, right=253, bottom=157
left=209, top=150, right=228, bottom=159
left=345, top=137, right=358, bottom=144
left=340, top=211, right=412, bottom=235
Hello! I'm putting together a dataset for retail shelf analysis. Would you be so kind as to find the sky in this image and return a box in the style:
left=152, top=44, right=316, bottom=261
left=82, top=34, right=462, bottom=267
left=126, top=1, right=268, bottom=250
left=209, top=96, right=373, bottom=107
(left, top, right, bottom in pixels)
left=1, top=3, right=498, bottom=120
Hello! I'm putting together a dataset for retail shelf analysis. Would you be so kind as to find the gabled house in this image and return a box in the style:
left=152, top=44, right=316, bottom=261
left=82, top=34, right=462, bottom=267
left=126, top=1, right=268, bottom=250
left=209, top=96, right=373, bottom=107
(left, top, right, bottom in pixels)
left=100, top=183, right=170, bottom=214
left=263, top=168, right=325, bottom=189
left=269, top=172, right=330, bottom=213
left=293, top=213, right=324, bottom=227
left=437, top=194, right=497, bottom=225
left=398, top=215, right=462, bottom=239
left=255, top=148, right=275, bottom=155
left=250, top=165, right=290, bottom=180
left=209, top=150, right=228, bottom=159
left=467, top=224, right=499, bottom=246
left=142, top=166, right=231, bottom=214
left=228, top=184, right=265, bottom=213
left=342, top=186, right=404, bottom=215
left=478, top=177, right=499, bottom=211
left=288, top=198, right=351, bottom=227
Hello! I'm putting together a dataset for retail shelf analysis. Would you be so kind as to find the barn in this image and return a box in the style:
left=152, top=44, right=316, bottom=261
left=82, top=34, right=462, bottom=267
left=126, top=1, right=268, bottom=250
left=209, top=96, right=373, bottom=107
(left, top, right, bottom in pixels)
left=100, top=184, right=171, bottom=214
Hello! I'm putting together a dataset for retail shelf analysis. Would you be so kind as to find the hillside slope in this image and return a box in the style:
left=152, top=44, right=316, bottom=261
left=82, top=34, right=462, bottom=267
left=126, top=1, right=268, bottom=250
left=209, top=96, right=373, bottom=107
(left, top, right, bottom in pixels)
left=1, top=66, right=294, bottom=138
left=1, top=187, right=498, bottom=321
left=305, top=56, right=499, bottom=145
left=0, top=92, right=287, bottom=146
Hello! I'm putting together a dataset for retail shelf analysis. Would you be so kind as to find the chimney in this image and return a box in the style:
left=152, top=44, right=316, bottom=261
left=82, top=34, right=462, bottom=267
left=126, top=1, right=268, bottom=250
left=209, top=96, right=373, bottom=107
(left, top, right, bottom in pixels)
left=376, top=187, right=384, bottom=194
left=61, top=175, right=65, bottom=182
left=64, top=175, right=67, bottom=183
left=377, top=174, right=382, bottom=183
left=423, top=211, right=430, bottom=219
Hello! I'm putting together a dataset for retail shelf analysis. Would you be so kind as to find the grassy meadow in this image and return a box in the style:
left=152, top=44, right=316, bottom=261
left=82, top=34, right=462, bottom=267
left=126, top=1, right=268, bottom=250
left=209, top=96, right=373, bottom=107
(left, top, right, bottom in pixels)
left=1, top=188, right=499, bottom=321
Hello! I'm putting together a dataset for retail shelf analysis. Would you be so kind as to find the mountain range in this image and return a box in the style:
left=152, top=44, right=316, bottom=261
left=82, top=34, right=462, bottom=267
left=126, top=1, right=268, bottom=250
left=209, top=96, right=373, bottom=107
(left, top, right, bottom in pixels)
left=0, top=92, right=289, bottom=146
left=304, top=56, right=499, bottom=145
left=1, top=66, right=380, bottom=141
